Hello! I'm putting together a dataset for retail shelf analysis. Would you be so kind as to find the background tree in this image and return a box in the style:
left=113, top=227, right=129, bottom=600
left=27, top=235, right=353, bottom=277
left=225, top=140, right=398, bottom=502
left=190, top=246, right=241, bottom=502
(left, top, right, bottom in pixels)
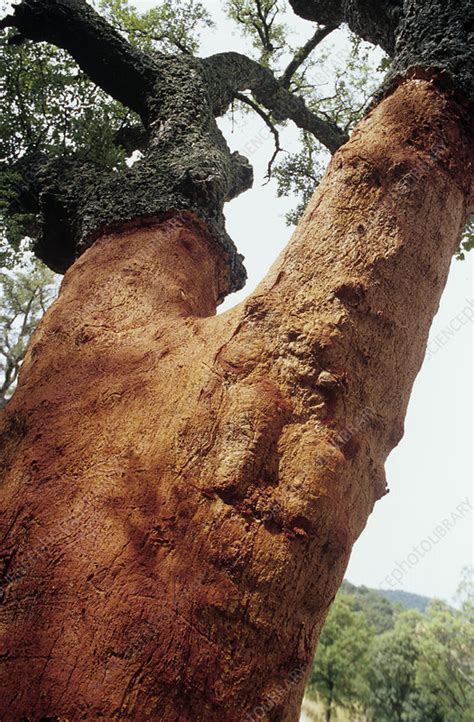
left=0, top=1, right=472, bottom=719
left=0, top=260, right=56, bottom=406
left=308, top=593, right=373, bottom=721
left=366, top=611, right=431, bottom=722
left=303, top=573, right=474, bottom=721
left=415, top=571, right=474, bottom=722
left=340, top=580, right=399, bottom=633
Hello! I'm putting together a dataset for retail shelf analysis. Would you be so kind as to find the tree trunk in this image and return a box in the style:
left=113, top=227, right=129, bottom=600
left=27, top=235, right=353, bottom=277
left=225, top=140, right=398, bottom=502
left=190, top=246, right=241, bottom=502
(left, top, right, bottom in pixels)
left=0, top=79, right=472, bottom=721
left=324, top=677, right=334, bottom=722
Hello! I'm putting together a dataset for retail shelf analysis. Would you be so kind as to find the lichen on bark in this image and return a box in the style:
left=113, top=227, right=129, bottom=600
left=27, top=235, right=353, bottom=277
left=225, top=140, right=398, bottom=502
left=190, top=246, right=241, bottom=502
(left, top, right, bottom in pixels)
left=290, top=0, right=474, bottom=103
left=1, top=0, right=351, bottom=294
left=2, top=0, right=473, bottom=292
left=386, top=0, right=474, bottom=102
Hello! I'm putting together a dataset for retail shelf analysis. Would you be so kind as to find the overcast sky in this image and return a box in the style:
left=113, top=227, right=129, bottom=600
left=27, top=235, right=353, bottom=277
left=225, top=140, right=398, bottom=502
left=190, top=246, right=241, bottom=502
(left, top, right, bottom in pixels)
left=19, top=0, right=472, bottom=602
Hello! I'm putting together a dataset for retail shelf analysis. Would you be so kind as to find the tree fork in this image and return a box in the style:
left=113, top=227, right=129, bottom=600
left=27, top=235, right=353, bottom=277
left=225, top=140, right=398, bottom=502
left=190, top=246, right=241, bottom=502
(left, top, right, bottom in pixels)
left=0, top=0, right=347, bottom=285
left=0, top=76, right=472, bottom=719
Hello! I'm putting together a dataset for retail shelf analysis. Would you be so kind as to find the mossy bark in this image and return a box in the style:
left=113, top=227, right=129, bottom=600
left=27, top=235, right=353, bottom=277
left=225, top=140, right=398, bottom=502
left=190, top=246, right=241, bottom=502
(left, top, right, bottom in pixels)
left=1, top=0, right=352, bottom=289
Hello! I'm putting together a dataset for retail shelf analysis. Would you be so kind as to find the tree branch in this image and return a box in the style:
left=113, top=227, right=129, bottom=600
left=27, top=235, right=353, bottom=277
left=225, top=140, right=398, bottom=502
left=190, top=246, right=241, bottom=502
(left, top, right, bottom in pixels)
left=254, top=0, right=279, bottom=51
left=106, top=16, right=192, bottom=55
left=231, top=0, right=281, bottom=55
left=234, top=92, right=282, bottom=180
left=0, top=0, right=157, bottom=119
left=203, top=52, right=348, bottom=154
left=280, top=23, right=338, bottom=89
left=288, top=0, right=403, bottom=56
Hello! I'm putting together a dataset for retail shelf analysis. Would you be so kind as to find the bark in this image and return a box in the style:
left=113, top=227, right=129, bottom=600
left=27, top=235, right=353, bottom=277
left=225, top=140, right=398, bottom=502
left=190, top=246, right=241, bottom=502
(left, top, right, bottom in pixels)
left=289, top=0, right=404, bottom=55
left=289, top=1, right=474, bottom=100
left=384, top=0, right=474, bottom=101
left=203, top=52, right=348, bottom=153
left=1, top=0, right=346, bottom=283
left=1, top=78, right=472, bottom=720
left=0, top=0, right=156, bottom=118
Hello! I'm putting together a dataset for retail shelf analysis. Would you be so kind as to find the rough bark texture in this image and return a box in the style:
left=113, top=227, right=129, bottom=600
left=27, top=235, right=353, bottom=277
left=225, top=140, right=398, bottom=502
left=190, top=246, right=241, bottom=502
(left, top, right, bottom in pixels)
left=0, top=0, right=156, bottom=117
left=385, top=0, right=474, bottom=101
left=1, top=79, right=472, bottom=720
left=289, top=0, right=404, bottom=55
left=290, top=0, right=474, bottom=100
left=203, top=53, right=348, bottom=153
left=1, top=0, right=347, bottom=286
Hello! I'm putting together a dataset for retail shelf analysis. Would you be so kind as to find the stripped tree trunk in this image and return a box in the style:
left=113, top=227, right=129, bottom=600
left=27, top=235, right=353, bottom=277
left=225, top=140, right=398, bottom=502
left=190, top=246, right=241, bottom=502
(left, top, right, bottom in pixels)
left=1, top=78, right=472, bottom=720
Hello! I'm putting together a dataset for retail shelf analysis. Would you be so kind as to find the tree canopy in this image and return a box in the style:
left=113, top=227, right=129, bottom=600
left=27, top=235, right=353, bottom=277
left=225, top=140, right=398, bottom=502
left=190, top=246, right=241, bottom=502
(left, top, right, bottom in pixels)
left=307, top=571, right=474, bottom=722
left=1, top=0, right=472, bottom=277
left=0, top=258, right=56, bottom=406
left=0, top=0, right=392, bottom=273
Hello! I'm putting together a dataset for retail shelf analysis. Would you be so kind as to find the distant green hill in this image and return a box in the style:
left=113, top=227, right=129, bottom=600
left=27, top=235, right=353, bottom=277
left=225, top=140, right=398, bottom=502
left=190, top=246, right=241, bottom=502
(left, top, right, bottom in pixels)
left=341, top=580, right=397, bottom=632
left=341, top=580, right=432, bottom=632
left=376, top=587, right=431, bottom=612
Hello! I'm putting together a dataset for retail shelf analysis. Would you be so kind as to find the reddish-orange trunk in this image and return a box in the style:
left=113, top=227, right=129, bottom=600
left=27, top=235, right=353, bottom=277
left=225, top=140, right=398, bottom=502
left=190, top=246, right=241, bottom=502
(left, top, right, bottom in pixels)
left=0, top=80, right=472, bottom=720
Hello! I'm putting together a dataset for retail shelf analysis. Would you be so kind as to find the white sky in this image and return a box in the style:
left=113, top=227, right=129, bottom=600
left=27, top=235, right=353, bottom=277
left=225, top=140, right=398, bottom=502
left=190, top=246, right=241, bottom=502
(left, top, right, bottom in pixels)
left=15, top=0, right=471, bottom=602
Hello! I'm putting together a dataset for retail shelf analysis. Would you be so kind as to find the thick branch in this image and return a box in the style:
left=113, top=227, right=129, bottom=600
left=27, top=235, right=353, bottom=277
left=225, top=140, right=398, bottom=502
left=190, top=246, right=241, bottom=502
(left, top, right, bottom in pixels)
left=289, top=0, right=403, bottom=56
left=203, top=52, right=348, bottom=154
left=0, top=0, right=157, bottom=119
left=280, top=23, right=338, bottom=89
left=2, top=58, right=254, bottom=292
left=290, top=1, right=474, bottom=105
left=0, top=8, right=254, bottom=292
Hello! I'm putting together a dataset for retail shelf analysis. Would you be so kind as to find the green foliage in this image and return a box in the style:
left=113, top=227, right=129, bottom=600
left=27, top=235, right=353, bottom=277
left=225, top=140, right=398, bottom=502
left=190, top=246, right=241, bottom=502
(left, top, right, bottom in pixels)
left=306, top=34, right=381, bottom=131
left=0, top=169, right=36, bottom=266
left=225, top=1, right=384, bottom=211
left=0, top=0, right=132, bottom=259
left=0, top=0, right=384, bottom=263
left=341, top=580, right=399, bottom=633
left=273, top=132, right=325, bottom=225
left=0, top=0, right=213, bottom=263
left=457, top=216, right=474, bottom=260
left=309, top=594, right=374, bottom=721
left=376, top=588, right=431, bottom=614
left=0, top=259, right=57, bottom=406
left=96, top=0, right=214, bottom=55
left=0, top=27, right=129, bottom=165
left=274, top=36, right=381, bottom=225
left=2, top=0, right=470, bottom=266
left=225, top=0, right=287, bottom=65
left=308, top=573, right=474, bottom=722
left=272, top=34, right=384, bottom=224
left=366, top=611, right=434, bottom=722
left=415, top=571, right=474, bottom=722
